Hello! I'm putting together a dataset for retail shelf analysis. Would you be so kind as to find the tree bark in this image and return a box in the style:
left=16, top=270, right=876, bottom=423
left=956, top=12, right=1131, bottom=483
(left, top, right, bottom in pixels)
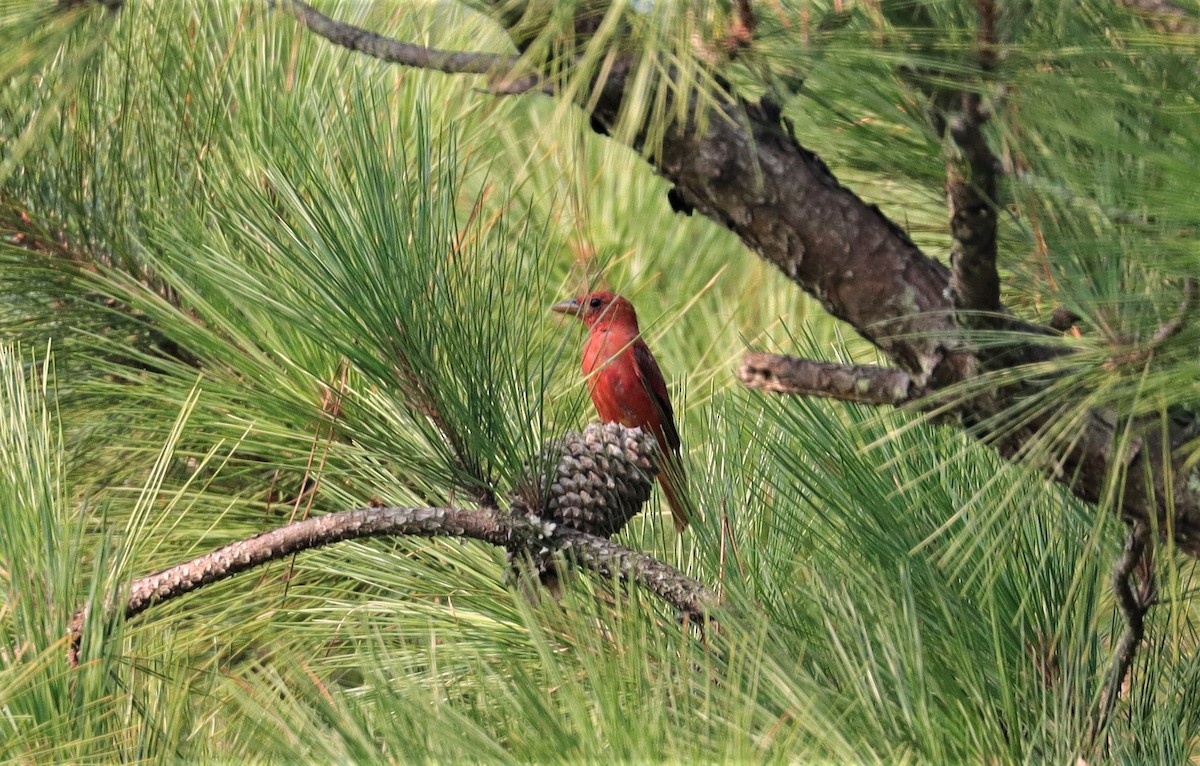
left=68, top=505, right=716, bottom=665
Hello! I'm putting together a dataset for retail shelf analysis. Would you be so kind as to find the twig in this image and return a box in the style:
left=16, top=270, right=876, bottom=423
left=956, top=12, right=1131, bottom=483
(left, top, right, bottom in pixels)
left=280, top=0, right=549, bottom=94
left=57, top=0, right=123, bottom=10
left=1105, top=277, right=1198, bottom=369
left=738, top=352, right=919, bottom=405
left=1150, top=277, right=1197, bottom=345
left=1086, top=520, right=1156, bottom=752
left=946, top=0, right=1003, bottom=329
left=280, top=0, right=514, bottom=74
left=279, top=0, right=553, bottom=94
left=390, top=331, right=498, bottom=508
left=67, top=505, right=715, bottom=665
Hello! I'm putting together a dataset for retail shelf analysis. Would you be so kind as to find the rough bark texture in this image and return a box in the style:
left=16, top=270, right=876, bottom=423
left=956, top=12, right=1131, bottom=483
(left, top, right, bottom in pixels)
left=68, top=505, right=715, bottom=664
left=945, top=0, right=1003, bottom=333
left=558, top=529, right=714, bottom=623
left=739, top=353, right=917, bottom=405
left=946, top=108, right=1002, bottom=327
left=657, top=100, right=973, bottom=389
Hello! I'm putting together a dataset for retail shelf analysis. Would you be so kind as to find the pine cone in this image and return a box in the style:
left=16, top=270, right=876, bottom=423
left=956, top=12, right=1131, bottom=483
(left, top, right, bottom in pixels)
left=522, top=422, right=659, bottom=538
left=505, top=423, right=658, bottom=598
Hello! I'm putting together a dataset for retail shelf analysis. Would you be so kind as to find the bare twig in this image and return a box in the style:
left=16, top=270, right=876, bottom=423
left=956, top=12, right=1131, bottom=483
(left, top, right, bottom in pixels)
left=67, top=505, right=715, bottom=665
left=1105, top=278, right=1198, bottom=369
left=390, top=329, right=498, bottom=508
left=739, top=352, right=918, bottom=405
left=946, top=0, right=1003, bottom=329
left=279, top=0, right=536, bottom=87
left=1150, top=277, right=1198, bottom=345
left=1086, top=520, right=1156, bottom=751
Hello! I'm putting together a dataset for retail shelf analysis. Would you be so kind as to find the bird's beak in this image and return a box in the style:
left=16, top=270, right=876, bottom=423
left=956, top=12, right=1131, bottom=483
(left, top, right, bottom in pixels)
left=551, top=298, right=581, bottom=316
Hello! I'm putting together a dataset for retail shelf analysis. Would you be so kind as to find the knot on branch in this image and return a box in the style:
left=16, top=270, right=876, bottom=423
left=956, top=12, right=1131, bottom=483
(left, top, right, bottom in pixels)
left=517, top=422, right=659, bottom=539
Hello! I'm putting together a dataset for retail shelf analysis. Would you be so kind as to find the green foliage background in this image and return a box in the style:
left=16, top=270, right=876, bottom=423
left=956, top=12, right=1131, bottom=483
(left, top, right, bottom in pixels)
left=1, top=0, right=1198, bottom=762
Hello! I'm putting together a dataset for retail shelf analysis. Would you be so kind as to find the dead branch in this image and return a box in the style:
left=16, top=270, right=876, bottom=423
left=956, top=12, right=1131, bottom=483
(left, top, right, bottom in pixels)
left=1150, top=277, right=1198, bottom=345
left=1118, top=0, right=1200, bottom=34
left=1105, top=278, right=1198, bottom=369
left=738, top=353, right=918, bottom=405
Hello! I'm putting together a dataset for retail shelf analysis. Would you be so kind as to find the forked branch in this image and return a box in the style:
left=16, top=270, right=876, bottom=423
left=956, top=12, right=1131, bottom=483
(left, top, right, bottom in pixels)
left=272, top=0, right=1200, bottom=552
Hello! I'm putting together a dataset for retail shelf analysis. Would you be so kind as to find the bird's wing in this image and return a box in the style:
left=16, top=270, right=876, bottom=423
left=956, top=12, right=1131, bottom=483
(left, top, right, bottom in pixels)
left=632, top=339, right=681, bottom=453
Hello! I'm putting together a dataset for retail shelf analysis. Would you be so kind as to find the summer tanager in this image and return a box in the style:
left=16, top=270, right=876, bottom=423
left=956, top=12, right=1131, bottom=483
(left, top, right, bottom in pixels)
left=552, top=291, right=689, bottom=531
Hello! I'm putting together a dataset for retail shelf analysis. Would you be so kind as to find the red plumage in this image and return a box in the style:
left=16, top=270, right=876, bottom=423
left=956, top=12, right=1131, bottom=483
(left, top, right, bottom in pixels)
left=553, top=291, right=689, bottom=531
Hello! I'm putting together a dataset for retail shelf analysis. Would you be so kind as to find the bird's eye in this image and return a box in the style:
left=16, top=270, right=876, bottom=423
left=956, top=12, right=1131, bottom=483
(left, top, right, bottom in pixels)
left=589, top=297, right=603, bottom=309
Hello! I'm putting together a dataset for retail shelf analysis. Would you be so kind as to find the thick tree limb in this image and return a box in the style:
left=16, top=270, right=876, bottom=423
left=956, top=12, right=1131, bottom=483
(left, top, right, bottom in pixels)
left=946, top=108, right=1002, bottom=324
left=738, top=353, right=918, bottom=405
left=67, top=505, right=715, bottom=665
left=278, top=2, right=1200, bottom=552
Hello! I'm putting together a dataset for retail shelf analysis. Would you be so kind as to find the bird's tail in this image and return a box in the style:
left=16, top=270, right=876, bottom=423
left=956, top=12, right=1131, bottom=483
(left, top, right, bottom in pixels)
left=657, top=450, right=691, bottom=532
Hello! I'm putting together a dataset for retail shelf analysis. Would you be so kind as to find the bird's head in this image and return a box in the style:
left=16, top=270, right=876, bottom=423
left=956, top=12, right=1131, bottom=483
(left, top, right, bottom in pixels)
left=551, top=290, right=639, bottom=331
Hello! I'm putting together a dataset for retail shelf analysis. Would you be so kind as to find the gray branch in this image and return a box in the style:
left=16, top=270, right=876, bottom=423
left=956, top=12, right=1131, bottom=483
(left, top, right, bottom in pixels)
left=1087, top=521, right=1156, bottom=753
left=738, top=353, right=918, bottom=405
left=280, top=0, right=520, bottom=77
left=68, top=505, right=715, bottom=665
left=1151, top=277, right=1198, bottom=345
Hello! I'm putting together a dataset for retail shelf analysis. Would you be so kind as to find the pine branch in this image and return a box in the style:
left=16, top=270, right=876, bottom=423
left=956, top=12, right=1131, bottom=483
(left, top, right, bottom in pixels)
left=282, top=0, right=512, bottom=74
left=67, top=505, right=716, bottom=665
left=1105, top=278, right=1198, bottom=369
left=1086, top=521, right=1156, bottom=754
left=738, top=353, right=918, bottom=405
left=279, top=0, right=546, bottom=93
left=1150, top=277, right=1198, bottom=345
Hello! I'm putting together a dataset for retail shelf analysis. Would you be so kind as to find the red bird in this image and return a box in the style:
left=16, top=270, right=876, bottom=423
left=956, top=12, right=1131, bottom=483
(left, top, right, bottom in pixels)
left=552, top=291, right=689, bottom=531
